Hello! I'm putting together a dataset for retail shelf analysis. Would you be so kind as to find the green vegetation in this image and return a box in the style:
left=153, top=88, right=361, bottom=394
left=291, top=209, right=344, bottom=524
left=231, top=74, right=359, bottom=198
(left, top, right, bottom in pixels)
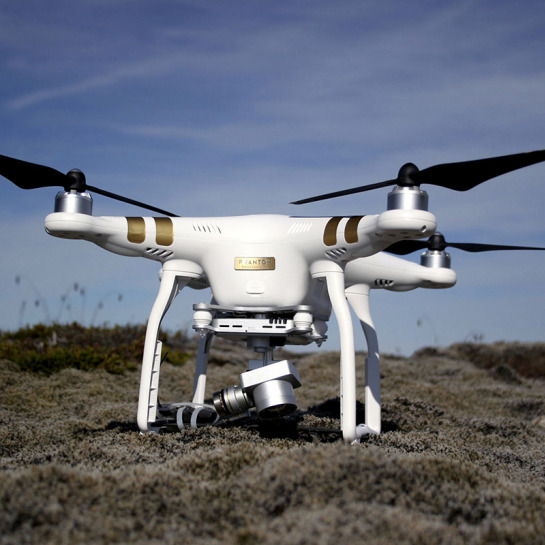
left=0, top=323, right=196, bottom=375
left=2, top=322, right=544, bottom=382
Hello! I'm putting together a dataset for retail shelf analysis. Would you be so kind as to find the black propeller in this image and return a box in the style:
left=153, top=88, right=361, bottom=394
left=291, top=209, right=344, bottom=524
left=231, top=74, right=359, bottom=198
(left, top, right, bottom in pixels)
left=386, top=233, right=545, bottom=255
left=0, top=154, right=179, bottom=217
left=291, top=149, right=545, bottom=205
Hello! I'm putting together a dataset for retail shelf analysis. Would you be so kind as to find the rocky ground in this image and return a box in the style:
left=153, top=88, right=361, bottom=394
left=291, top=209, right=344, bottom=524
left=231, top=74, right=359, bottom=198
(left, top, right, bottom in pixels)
left=1, top=339, right=544, bottom=544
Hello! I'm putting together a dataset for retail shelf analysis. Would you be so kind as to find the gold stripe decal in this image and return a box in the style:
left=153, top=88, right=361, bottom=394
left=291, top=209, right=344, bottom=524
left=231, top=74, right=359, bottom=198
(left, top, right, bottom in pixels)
left=154, top=217, right=174, bottom=246
left=344, top=216, right=364, bottom=244
left=126, top=217, right=146, bottom=244
left=323, top=217, right=343, bottom=246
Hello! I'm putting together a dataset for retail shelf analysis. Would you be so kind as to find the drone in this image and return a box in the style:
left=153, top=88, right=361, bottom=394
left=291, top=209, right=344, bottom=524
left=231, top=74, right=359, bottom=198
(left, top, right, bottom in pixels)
left=2, top=150, right=545, bottom=443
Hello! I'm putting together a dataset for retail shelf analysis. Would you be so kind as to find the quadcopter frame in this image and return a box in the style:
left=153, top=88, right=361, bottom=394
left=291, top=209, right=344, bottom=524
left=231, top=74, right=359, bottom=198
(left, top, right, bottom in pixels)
left=2, top=149, right=544, bottom=444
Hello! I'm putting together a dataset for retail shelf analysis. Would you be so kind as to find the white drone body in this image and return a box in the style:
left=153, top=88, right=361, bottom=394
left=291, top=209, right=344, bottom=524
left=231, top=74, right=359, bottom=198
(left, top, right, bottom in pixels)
left=44, top=197, right=454, bottom=443
left=4, top=149, right=542, bottom=444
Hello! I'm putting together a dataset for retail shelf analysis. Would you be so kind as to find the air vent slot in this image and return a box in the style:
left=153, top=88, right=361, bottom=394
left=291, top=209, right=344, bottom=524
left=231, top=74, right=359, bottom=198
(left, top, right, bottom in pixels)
left=192, top=223, right=222, bottom=234
left=188, top=277, right=210, bottom=289
left=288, top=221, right=313, bottom=234
left=269, top=318, right=288, bottom=325
left=325, top=248, right=348, bottom=260
left=374, top=278, right=394, bottom=288
left=146, top=248, right=174, bottom=259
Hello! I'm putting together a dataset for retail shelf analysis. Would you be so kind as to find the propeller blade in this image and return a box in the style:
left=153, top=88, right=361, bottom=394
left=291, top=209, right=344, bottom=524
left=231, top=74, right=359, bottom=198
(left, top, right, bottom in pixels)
left=0, top=154, right=179, bottom=217
left=0, top=154, right=70, bottom=189
left=386, top=237, right=545, bottom=255
left=447, top=242, right=545, bottom=253
left=291, top=148, right=545, bottom=204
left=384, top=240, right=430, bottom=255
left=414, top=149, right=545, bottom=191
left=290, top=179, right=397, bottom=205
left=86, top=185, right=179, bottom=217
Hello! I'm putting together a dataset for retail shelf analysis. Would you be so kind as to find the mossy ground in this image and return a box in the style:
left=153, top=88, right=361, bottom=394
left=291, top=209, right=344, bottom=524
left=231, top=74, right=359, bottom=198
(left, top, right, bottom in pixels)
left=1, top=328, right=544, bottom=544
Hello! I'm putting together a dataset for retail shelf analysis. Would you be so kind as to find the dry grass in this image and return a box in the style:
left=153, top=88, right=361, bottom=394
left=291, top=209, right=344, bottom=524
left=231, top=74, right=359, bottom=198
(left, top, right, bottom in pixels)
left=420, top=341, right=545, bottom=380
left=1, top=332, right=544, bottom=544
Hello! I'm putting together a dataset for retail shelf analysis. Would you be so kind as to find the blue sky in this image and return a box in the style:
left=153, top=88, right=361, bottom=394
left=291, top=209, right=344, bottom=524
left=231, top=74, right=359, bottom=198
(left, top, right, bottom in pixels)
left=1, top=0, right=545, bottom=355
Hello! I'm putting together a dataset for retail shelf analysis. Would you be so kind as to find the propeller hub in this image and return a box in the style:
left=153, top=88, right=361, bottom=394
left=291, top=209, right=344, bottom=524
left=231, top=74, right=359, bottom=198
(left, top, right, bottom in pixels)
left=65, top=169, right=86, bottom=192
left=397, top=163, right=420, bottom=186
left=387, top=163, right=428, bottom=210
left=420, top=232, right=451, bottom=268
left=428, top=232, right=447, bottom=251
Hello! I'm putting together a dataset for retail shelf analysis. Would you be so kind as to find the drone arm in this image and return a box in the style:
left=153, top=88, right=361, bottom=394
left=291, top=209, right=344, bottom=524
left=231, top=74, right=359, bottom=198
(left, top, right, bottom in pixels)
left=45, top=213, right=147, bottom=257
left=137, top=260, right=203, bottom=432
left=349, top=209, right=437, bottom=259
left=311, top=261, right=357, bottom=444
left=345, top=253, right=457, bottom=292
left=345, top=284, right=381, bottom=436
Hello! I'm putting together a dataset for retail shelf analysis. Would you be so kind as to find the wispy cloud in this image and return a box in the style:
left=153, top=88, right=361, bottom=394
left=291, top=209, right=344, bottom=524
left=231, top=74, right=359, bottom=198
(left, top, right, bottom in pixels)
left=5, top=53, right=194, bottom=111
